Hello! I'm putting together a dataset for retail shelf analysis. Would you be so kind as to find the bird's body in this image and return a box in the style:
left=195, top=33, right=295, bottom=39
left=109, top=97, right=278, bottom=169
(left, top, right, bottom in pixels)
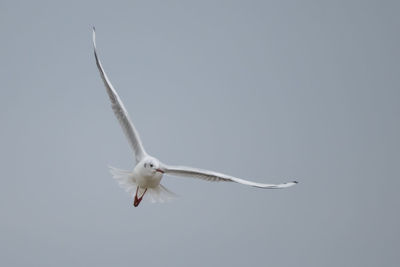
left=133, top=157, right=163, bottom=189
left=92, top=28, right=298, bottom=207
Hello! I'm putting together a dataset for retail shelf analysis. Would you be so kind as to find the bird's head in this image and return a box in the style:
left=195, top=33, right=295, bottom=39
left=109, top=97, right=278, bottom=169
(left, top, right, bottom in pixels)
left=142, top=157, right=164, bottom=176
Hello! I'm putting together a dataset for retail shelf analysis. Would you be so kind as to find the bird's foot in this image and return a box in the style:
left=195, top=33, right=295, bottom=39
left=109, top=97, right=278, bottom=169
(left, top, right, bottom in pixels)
left=133, top=187, right=147, bottom=207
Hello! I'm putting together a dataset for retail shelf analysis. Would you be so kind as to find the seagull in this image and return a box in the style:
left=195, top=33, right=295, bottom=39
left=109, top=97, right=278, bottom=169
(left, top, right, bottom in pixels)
left=92, top=28, right=298, bottom=207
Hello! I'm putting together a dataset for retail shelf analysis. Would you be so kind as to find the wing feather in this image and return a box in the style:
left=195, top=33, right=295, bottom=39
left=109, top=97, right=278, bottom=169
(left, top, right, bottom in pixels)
left=92, top=28, right=147, bottom=163
left=161, top=164, right=298, bottom=189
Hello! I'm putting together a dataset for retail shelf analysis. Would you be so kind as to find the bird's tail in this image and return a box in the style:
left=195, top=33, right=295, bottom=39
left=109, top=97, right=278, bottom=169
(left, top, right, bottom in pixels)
left=109, top=166, right=137, bottom=196
left=109, top=166, right=177, bottom=203
left=145, top=184, right=177, bottom=203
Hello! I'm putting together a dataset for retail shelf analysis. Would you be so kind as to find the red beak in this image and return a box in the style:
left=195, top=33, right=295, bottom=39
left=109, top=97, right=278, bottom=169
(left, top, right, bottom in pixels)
left=156, top=169, right=164, bottom=174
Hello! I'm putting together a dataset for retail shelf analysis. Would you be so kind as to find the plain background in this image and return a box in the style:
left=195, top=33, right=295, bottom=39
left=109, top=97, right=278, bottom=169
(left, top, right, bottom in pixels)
left=1, top=0, right=399, bottom=266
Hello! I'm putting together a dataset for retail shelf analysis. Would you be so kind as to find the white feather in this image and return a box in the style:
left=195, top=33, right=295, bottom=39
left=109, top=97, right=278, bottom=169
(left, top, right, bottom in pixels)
left=109, top=166, right=176, bottom=203
left=94, top=28, right=297, bottom=207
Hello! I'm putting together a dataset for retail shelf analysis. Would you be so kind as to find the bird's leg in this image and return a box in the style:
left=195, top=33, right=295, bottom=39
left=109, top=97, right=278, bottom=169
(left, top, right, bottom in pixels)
left=133, top=187, right=147, bottom=207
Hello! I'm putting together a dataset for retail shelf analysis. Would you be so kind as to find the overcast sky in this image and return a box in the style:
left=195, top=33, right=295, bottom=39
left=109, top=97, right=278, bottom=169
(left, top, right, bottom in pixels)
left=0, top=1, right=399, bottom=266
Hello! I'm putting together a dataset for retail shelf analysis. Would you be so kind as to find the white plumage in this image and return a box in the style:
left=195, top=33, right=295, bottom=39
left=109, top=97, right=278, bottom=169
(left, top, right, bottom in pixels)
left=93, top=28, right=298, bottom=207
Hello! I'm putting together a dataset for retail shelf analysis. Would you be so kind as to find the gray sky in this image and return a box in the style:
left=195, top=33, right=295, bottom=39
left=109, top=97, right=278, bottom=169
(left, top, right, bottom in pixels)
left=1, top=0, right=399, bottom=266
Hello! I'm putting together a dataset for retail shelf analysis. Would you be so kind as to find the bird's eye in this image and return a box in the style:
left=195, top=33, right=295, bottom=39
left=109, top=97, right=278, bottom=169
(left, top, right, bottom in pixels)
left=150, top=163, right=153, bottom=168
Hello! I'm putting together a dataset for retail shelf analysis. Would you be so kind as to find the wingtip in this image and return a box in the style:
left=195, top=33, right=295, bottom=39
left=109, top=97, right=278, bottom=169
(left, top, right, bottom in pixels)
left=293, top=181, right=298, bottom=184
left=92, top=25, right=96, bottom=32
left=92, top=27, right=97, bottom=48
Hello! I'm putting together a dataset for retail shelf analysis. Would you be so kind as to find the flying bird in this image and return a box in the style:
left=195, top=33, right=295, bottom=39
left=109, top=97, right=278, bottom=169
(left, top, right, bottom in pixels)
left=92, top=28, right=298, bottom=207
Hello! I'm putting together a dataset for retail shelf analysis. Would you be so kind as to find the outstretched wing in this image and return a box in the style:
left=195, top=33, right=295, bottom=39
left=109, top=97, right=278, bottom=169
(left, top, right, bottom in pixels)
left=92, top=28, right=147, bottom=163
left=160, top=164, right=298, bottom=189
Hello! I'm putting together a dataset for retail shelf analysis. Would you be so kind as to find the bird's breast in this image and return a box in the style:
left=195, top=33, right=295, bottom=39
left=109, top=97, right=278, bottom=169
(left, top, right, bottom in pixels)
left=136, top=173, right=162, bottom=188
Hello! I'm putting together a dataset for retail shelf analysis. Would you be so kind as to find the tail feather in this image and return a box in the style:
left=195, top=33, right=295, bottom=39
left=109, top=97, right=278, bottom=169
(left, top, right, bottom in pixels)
left=109, top=166, right=137, bottom=196
left=145, top=184, right=177, bottom=203
left=109, top=166, right=176, bottom=203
